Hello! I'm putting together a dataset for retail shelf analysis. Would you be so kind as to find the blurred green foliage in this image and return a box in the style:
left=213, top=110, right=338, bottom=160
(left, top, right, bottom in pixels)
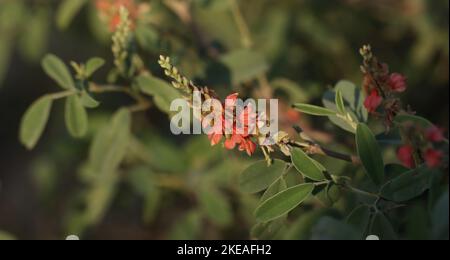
left=0, top=0, right=448, bottom=240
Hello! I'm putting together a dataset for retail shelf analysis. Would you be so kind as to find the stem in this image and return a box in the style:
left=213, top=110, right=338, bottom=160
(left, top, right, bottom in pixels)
left=229, top=0, right=253, bottom=48
left=345, top=185, right=379, bottom=199
left=289, top=141, right=360, bottom=165
left=89, top=83, right=150, bottom=109
left=46, top=90, right=77, bottom=100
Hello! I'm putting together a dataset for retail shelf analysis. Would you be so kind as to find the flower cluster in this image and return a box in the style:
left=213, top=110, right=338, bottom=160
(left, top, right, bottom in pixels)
left=397, top=125, right=446, bottom=168
left=205, top=93, right=258, bottom=156
left=95, top=0, right=140, bottom=31
left=360, top=45, right=407, bottom=126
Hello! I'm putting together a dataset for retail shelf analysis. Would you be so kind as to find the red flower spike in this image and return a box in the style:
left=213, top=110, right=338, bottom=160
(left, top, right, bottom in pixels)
left=426, top=126, right=445, bottom=143
left=397, top=145, right=415, bottom=169
left=364, top=89, right=383, bottom=113
left=388, top=73, right=407, bottom=93
left=424, top=149, right=443, bottom=168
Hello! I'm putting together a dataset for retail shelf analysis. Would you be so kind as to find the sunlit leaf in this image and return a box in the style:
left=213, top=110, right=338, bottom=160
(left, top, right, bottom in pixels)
left=19, top=96, right=53, bottom=150
left=42, top=54, right=75, bottom=89
left=291, top=148, right=326, bottom=181
left=255, top=183, right=314, bottom=222
left=293, top=103, right=336, bottom=116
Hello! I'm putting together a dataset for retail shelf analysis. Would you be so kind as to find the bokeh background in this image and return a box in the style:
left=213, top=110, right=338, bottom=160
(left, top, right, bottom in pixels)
left=0, top=0, right=448, bottom=240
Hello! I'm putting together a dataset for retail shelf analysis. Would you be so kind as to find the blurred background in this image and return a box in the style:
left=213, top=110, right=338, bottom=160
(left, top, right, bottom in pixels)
left=0, top=0, right=448, bottom=240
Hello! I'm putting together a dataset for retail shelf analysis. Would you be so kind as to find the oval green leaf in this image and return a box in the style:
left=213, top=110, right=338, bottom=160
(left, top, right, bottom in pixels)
left=293, top=103, right=336, bottom=117
left=42, top=54, right=75, bottom=89
left=291, top=148, right=326, bottom=181
left=80, top=90, right=100, bottom=108
left=65, top=95, right=88, bottom=138
left=19, top=96, right=53, bottom=150
left=255, top=183, right=314, bottom=222
left=56, top=0, right=87, bottom=30
left=380, top=166, right=432, bottom=202
left=136, top=75, right=182, bottom=113
left=356, top=123, right=384, bottom=185
left=239, top=159, right=286, bottom=194
left=85, top=57, right=105, bottom=77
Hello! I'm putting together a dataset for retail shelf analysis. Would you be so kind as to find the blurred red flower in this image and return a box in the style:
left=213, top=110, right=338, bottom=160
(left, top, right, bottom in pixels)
left=425, top=126, right=445, bottom=143
left=364, top=89, right=383, bottom=113
left=397, top=145, right=415, bottom=168
left=388, top=73, right=407, bottom=93
left=424, top=149, right=443, bottom=168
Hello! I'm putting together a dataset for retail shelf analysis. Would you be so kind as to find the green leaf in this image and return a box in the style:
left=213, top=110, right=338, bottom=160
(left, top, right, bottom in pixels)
left=314, top=183, right=341, bottom=207
left=335, top=89, right=346, bottom=114
left=381, top=166, right=432, bottom=202
left=260, top=177, right=287, bottom=203
left=81, top=108, right=131, bottom=226
left=356, top=123, right=384, bottom=185
left=254, top=183, right=314, bottom=222
left=126, top=167, right=160, bottom=224
left=56, top=0, right=88, bottom=30
left=271, top=78, right=308, bottom=103
left=18, top=7, right=49, bottom=62
left=136, top=75, right=182, bottom=113
left=19, top=96, right=53, bottom=150
left=432, top=191, right=449, bottom=240
left=85, top=57, right=105, bottom=77
left=198, top=187, right=232, bottom=227
left=42, top=54, right=75, bottom=89
left=135, top=25, right=159, bottom=52
left=369, top=213, right=397, bottom=240
left=80, top=90, right=100, bottom=108
left=239, top=159, right=286, bottom=194
left=65, top=95, right=88, bottom=138
left=322, top=80, right=367, bottom=133
left=394, top=114, right=434, bottom=129
left=220, top=49, right=269, bottom=85
left=251, top=218, right=285, bottom=240
left=89, top=108, right=131, bottom=172
left=346, top=205, right=371, bottom=237
left=291, top=148, right=326, bottom=181
left=293, top=103, right=336, bottom=117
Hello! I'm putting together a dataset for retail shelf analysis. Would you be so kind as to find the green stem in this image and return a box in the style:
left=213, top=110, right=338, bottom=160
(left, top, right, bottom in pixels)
left=46, top=90, right=77, bottom=100
left=229, top=0, right=253, bottom=48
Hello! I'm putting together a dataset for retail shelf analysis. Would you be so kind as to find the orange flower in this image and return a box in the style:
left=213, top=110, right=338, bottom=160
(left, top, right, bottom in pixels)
left=95, top=0, right=138, bottom=31
left=204, top=93, right=257, bottom=156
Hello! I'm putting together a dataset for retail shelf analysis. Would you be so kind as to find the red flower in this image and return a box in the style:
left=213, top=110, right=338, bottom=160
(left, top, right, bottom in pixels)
left=425, top=126, right=445, bottom=143
left=388, top=73, right=407, bottom=93
left=424, top=148, right=443, bottom=168
left=364, top=89, right=383, bottom=113
left=205, top=93, right=257, bottom=156
left=397, top=145, right=415, bottom=168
